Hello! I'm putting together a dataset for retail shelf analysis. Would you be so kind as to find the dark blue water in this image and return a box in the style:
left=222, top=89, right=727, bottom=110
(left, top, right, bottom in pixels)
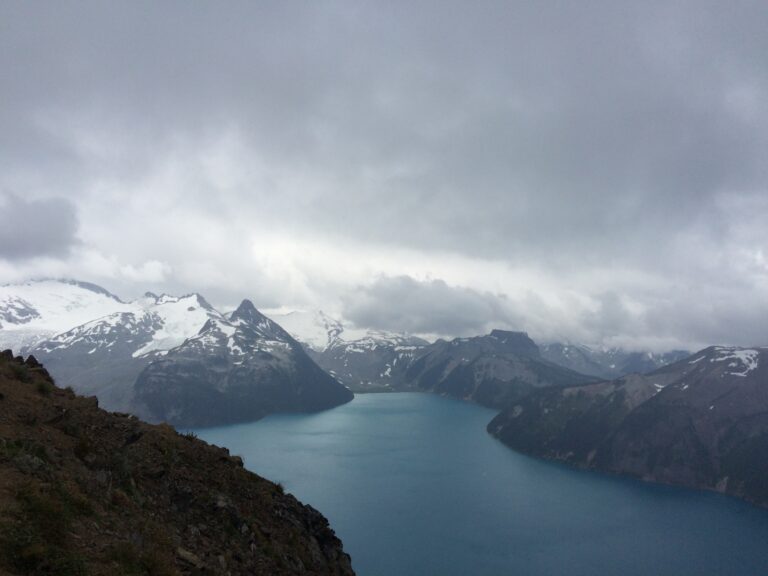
left=194, top=393, right=768, bottom=576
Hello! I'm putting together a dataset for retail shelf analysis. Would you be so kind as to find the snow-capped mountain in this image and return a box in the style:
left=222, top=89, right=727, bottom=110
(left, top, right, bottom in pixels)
left=0, top=280, right=353, bottom=423
left=28, top=291, right=222, bottom=410
left=266, top=309, right=416, bottom=352
left=266, top=310, right=345, bottom=352
left=266, top=310, right=430, bottom=391
left=0, top=280, right=224, bottom=360
left=133, top=300, right=353, bottom=427
left=0, top=279, right=693, bottom=422
left=0, top=279, right=129, bottom=352
left=35, top=292, right=219, bottom=359
left=314, top=332, right=428, bottom=391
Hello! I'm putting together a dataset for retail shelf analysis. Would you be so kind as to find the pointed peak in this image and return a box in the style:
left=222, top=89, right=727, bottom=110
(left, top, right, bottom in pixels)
left=191, top=293, right=215, bottom=311
left=230, top=299, right=264, bottom=323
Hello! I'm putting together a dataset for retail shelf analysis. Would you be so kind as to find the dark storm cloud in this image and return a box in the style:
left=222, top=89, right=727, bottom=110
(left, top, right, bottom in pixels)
left=0, top=193, right=79, bottom=260
left=342, top=276, right=519, bottom=336
left=1, top=1, right=767, bottom=346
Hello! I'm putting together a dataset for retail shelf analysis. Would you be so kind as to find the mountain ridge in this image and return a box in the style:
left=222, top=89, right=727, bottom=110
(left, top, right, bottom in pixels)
left=0, top=281, right=354, bottom=427
left=488, top=345, right=768, bottom=507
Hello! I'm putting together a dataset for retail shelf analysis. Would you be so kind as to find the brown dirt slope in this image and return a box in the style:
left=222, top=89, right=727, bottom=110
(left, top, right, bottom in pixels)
left=0, top=350, right=355, bottom=576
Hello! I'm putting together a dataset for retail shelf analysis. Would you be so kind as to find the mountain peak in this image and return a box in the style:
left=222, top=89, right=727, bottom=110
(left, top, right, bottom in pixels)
left=487, top=330, right=540, bottom=356
left=230, top=299, right=264, bottom=323
left=489, top=329, right=530, bottom=341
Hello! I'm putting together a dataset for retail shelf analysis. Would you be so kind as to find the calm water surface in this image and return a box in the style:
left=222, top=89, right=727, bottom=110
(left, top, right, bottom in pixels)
left=194, top=393, right=768, bottom=576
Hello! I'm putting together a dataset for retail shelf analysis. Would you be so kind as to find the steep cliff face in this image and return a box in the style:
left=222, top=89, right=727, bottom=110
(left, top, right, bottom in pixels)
left=489, top=346, right=768, bottom=507
left=0, top=351, right=355, bottom=576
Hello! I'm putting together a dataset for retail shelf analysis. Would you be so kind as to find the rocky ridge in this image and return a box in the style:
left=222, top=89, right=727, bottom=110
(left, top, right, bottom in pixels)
left=0, top=281, right=353, bottom=427
left=400, top=330, right=599, bottom=409
left=489, top=346, right=768, bottom=507
left=270, top=309, right=689, bottom=392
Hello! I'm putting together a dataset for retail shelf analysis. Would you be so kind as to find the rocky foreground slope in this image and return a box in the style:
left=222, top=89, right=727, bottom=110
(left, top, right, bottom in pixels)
left=0, top=351, right=355, bottom=575
left=489, top=346, right=768, bottom=507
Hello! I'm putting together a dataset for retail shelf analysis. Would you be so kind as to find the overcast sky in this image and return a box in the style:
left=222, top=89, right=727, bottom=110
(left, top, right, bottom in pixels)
left=1, top=1, right=767, bottom=350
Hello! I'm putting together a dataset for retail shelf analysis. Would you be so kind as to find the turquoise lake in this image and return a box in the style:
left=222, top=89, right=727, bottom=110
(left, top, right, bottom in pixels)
left=194, top=393, right=768, bottom=576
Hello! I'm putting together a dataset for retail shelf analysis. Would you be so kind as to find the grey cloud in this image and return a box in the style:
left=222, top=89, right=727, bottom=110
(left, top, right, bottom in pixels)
left=342, top=275, right=519, bottom=336
left=0, top=193, right=79, bottom=260
left=580, top=292, right=637, bottom=341
left=641, top=287, right=768, bottom=349
left=3, top=2, right=766, bottom=260
left=1, top=1, right=767, bottom=347
left=343, top=274, right=768, bottom=350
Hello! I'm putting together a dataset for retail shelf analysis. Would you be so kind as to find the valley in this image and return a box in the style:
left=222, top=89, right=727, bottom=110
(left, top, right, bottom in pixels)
left=2, top=278, right=768, bottom=514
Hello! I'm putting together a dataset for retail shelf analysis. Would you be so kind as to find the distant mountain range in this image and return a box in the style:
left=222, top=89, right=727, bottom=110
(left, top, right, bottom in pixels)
left=540, top=342, right=690, bottom=380
left=489, top=346, right=768, bottom=507
left=0, top=280, right=352, bottom=426
left=269, top=308, right=768, bottom=508
left=268, top=312, right=694, bottom=415
left=274, top=312, right=604, bottom=404
left=0, top=280, right=690, bottom=423
left=4, top=279, right=766, bottom=507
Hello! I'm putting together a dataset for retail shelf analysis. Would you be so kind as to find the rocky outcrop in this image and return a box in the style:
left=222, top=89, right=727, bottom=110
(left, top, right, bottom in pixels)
left=0, top=350, right=355, bottom=575
left=489, top=346, right=768, bottom=507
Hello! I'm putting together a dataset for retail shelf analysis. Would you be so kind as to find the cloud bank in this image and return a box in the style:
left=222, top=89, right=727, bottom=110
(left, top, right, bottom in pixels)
left=1, top=1, right=767, bottom=349
left=0, top=193, right=79, bottom=260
